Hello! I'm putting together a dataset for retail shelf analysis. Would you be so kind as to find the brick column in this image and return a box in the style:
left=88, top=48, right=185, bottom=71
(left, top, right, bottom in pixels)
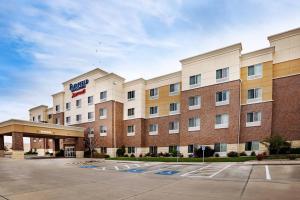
left=75, top=137, right=84, bottom=158
left=12, top=132, right=24, bottom=159
left=0, top=135, right=4, bottom=157
left=52, top=139, right=60, bottom=157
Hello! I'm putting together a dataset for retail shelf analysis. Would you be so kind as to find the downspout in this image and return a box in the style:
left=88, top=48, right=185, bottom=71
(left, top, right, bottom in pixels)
left=113, top=100, right=116, bottom=157
left=237, top=76, right=242, bottom=153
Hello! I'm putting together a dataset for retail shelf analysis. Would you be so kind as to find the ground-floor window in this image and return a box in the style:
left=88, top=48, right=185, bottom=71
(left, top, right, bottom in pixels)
left=100, top=147, right=107, bottom=154
left=128, top=147, right=135, bottom=154
left=149, top=146, right=157, bottom=154
left=188, top=144, right=194, bottom=153
left=169, top=145, right=178, bottom=153
left=214, top=143, right=227, bottom=152
left=245, top=141, right=259, bottom=151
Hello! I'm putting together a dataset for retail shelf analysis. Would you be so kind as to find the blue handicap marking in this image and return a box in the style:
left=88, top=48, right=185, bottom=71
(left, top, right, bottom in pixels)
left=80, top=165, right=97, bottom=169
left=155, top=170, right=179, bottom=175
left=127, top=169, right=145, bottom=173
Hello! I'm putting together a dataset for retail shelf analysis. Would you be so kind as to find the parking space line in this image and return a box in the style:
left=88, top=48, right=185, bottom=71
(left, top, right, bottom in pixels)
left=265, top=165, right=271, bottom=180
left=114, top=166, right=119, bottom=171
left=102, top=167, right=106, bottom=171
left=180, top=165, right=210, bottom=177
left=134, top=164, right=140, bottom=167
left=209, top=165, right=232, bottom=178
left=124, top=165, right=130, bottom=169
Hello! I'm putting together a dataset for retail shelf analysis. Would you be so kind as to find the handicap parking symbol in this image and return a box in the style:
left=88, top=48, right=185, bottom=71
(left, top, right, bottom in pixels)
left=80, top=165, right=97, bottom=169
left=127, top=169, right=145, bottom=173
left=155, top=170, right=179, bottom=175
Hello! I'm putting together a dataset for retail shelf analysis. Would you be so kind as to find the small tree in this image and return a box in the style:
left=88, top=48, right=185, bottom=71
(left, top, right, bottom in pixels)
left=262, top=135, right=290, bottom=155
left=116, top=145, right=126, bottom=157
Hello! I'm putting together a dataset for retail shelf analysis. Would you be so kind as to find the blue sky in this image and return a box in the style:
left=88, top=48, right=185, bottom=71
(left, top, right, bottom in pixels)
left=0, top=0, right=300, bottom=124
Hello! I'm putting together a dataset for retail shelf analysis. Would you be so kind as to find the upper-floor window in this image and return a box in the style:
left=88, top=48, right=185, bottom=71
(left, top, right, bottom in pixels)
left=247, top=88, right=262, bottom=104
left=48, top=114, right=52, bottom=119
left=55, top=117, right=59, bottom=125
left=149, top=124, right=158, bottom=135
left=246, top=111, right=261, bottom=127
left=128, top=108, right=135, bottom=117
left=169, top=83, right=180, bottom=95
left=88, top=96, right=93, bottom=105
left=66, top=116, right=71, bottom=124
left=214, top=143, right=227, bottom=152
left=188, top=117, right=200, bottom=131
left=88, top=112, right=94, bottom=120
left=38, top=115, right=41, bottom=122
left=99, top=125, right=107, bottom=136
left=127, top=125, right=135, bottom=136
left=169, top=102, right=180, bottom=114
left=216, top=90, right=230, bottom=106
left=66, top=102, right=71, bottom=110
left=76, top=114, right=81, bottom=122
left=55, top=105, right=60, bottom=112
left=100, top=91, right=107, bottom=101
left=189, top=74, right=201, bottom=87
left=149, top=88, right=159, bottom=99
left=169, top=121, right=179, bottom=134
left=149, top=106, right=158, bottom=116
left=189, top=96, right=201, bottom=110
left=216, top=67, right=229, bottom=82
left=248, top=64, right=262, bottom=80
left=127, top=91, right=135, bottom=100
left=99, top=108, right=107, bottom=119
left=215, top=114, right=229, bottom=129
left=32, top=116, right=35, bottom=122
left=76, top=99, right=81, bottom=108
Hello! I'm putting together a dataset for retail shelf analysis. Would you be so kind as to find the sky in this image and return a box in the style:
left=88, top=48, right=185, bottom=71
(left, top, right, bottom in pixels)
left=1, top=0, right=300, bottom=143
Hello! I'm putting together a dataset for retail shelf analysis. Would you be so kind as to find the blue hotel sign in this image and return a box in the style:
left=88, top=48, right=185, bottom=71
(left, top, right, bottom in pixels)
left=70, top=79, right=89, bottom=98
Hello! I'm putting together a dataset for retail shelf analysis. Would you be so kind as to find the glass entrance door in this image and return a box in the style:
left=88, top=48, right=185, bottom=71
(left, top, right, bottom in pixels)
left=64, top=146, right=75, bottom=158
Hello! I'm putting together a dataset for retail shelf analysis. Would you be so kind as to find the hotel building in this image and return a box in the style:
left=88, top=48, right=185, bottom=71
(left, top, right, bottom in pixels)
left=29, top=28, right=300, bottom=157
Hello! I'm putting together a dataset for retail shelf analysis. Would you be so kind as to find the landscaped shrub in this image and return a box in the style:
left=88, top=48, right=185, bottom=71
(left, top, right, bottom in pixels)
left=250, top=151, right=256, bottom=156
left=130, top=154, right=135, bottom=158
left=188, top=154, right=193, bottom=158
left=24, top=150, right=38, bottom=155
left=288, top=154, right=297, bottom=160
left=139, top=154, right=143, bottom=158
left=227, top=151, right=239, bottom=157
left=256, top=153, right=264, bottom=161
left=92, top=151, right=110, bottom=158
left=123, top=154, right=129, bottom=157
left=158, top=152, right=164, bottom=157
left=56, top=149, right=64, bottom=157
left=215, top=153, right=220, bottom=157
left=194, top=146, right=215, bottom=158
left=116, top=146, right=125, bottom=157
left=240, top=152, right=247, bottom=156
left=145, top=153, right=151, bottom=157
left=45, top=151, right=50, bottom=155
left=290, top=148, right=300, bottom=154
left=150, top=153, right=157, bottom=157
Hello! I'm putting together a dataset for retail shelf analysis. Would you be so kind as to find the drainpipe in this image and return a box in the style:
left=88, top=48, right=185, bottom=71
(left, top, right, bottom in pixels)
left=237, top=80, right=241, bottom=153
left=113, top=100, right=117, bottom=157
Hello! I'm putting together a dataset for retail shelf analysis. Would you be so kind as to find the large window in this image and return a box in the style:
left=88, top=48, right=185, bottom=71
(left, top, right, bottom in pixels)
left=99, top=125, right=107, bottom=136
left=149, top=106, right=158, bottom=116
left=248, top=64, right=262, bottom=79
left=169, top=121, right=179, bottom=134
left=127, top=91, right=135, bottom=100
left=188, top=144, right=194, bottom=153
left=127, top=125, right=135, bottom=136
left=128, top=147, right=135, bottom=154
left=100, top=147, right=107, bottom=154
left=66, top=102, right=71, bottom=110
left=88, top=96, right=93, bottom=105
left=189, top=96, right=201, bottom=110
left=247, top=88, right=262, bottom=103
left=214, top=143, right=227, bottom=152
left=100, top=91, right=107, bottom=101
left=215, top=114, right=229, bottom=129
left=245, top=141, right=259, bottom=151
left=99, top=108, right=107, bottom=119
left=76, top=114, right=81, bottom=122
left=55, top=105, right=60, bottom=112
left=76, top=99, right=81, bottom=108
left=149, top=124, right=158, bottom=135
left=149, top=146, right=157, bottom=154
left=189, top=74, right=201, bottom=87
left=128, top=108, right=135, bottom=117
left=246, top=112, right=262, bottom=127
left=216, top=90, right=229, bottom=106
left=169, top=145, right=178, bottom=153
left=216, top=67, right=229, bottom=82
left=169, top=102, right=179, bottom=114
left=188, top=117, right=200, bottom=131
left=66, top=116, right=71, bottom=124
left=88, top=112, right=94, bottom=120
left=149, top=88, right=159, bottom=99
left=169, top=83, right=180, bottom=95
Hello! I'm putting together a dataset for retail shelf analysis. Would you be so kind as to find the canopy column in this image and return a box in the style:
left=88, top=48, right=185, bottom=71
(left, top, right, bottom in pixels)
left=12, top=132, right=24, bottom=159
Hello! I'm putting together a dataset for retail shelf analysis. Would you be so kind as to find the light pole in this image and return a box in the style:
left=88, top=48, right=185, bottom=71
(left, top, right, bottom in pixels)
left=88, top=128, right=94, bottom=158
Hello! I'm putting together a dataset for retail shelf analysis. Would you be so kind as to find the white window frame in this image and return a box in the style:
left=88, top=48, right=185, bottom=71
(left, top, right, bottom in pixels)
left=127, top=125, right=135, bottom=136
left=169, top=83, right=180, bottom=96
left=88, top=96, right=93, bottom=105
left=169, top=121, right=179, bottom=134
left=215, top=114, right=229, bottom=129
left=247, top=64, right=262, bottom=80
left=66, top=116, right=71, bottom=124
left=127, top=108, right=135, bottom=118
left=188, top=117, right=200, bottom=131
left=88, top=112, right=94, bottom=121
left=99, top=108, right=107, bottom=119
left=100, top=91, right=107, bottom=102
left=149, top=106, right=159, bottom=117
left=169, top=102, right=180, bottom=115
left=76, top=114, right=81, bottom=123
left=245, top=141, right=260, bottom=151
left=247, top=88, right=262, bottom=104
left=76, top=99, right=81, bottom=108
left=215, top=90, right=230, bottom=106
left=188, top=96, right=201, bottom=110
left=127, top=90, right=135, bottom=101
left=149, top=124, right=158, bottom=135
left=66, top=102, right=71, bottom=111
left=149, top=88, right=159, bottom=99
left=246, top=112, right=262, bottom=127
left=55, top=105, right=60, bottom=112
left=214, top=143, right=227, bottom=153
left=216, top=67, right=229, bottom=83
left=99, top=125, right=107, bottom=136
left=189, top=74, right=201, bottom=88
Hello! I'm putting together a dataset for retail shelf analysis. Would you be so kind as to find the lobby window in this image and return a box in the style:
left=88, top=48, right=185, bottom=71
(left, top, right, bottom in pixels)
left=149, top=106, right=158, bottom=117
left=66, top=102, right=71, bottom=110
left=88, top=112, right=94, bottom=121
left=128, top=147, right=135, bottom=154
left=76, top=114, right=81, bottom=122
left=66, top=116, right=71, bottom=124
left=128, top=108, right=135, bottom=117
left=100, top=91, right=107, bottom=101
left=127, top=125, right=135, bottom=136
left=188, top=145, right=194, bottom=153
left=216, top=67, right=229, bottom=82
left=216, top=90, right=230, bottom=106
left=55, top=105, right=60, bottom=112
left=169, top=145, right=178, bottom=153
left=88, top=96, right=93, bottom=105
left=149, top=146, right=157, bottom=154
left=127, top=91, right=135, bottom=101
left=169, top=121, right=179, bottom=134
left=76, top=99, right=81, bottom=108
left=246, top=112, right=262, bottom=127
left=99, top=125, right=107, bottom=136
left=149, top=124, right=158, bottom=135
left=100, top=147, right=107, bottom=154
left=189, top=74, right=201, bottom=87
left=149, top=88, right=159, bottom=99
left=169, top=102, right=180, bottom=115
left=245, top=141, right=259, bottom=151
left=215, top=114, right=229, bottom=129
left=247, top=88, right=262, bottom=103
left=38, top=115, right=41, bottom=122
left=189, top=96, right=201, bottom=110
left=99, top=108, right=107, bottom=119
left=214, top=143, right=227, bottom=152
left=169, top=83, right=180, bottom=95
left=188, top=117, right=200, bottom=131
left=248, top=64, right=262, bottom=80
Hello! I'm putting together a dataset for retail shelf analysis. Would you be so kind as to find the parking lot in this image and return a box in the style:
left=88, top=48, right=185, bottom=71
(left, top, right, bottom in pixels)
left=0, top=158, right=300, bottom=200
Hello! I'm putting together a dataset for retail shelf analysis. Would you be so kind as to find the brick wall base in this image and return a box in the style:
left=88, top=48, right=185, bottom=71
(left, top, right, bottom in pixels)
left=12, top=150, right=24, bottom=159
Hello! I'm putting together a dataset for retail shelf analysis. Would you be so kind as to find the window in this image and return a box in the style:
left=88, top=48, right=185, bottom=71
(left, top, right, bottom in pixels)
left=188, top=145, right=194, bottom=153
left=216, top=90, right=229, bottom=106
left=149, top=88, right=159, bottom=99
left=128, top=108, right=135, bottom=117
left=169, top=145, right=178, bottom=153
left=88, top=112, right=94, bottom=120
left=127, top=125, right=135, bottom=136
left=189, top=96, right=201, bottom=110
left=128, top=147, right=135, bottom=154
left=149, top=106, right=158, bottom=116
left=247, top=88, right=262, bottom=103
left=100, top=91, right=107, bottom=101
left=76, top=99, right=81, bottom=108
left=189, top=74, right=201, bottom=87
left=66, top=116, right=71, bottom=124
left=169, top=83, right=180, bottom=95
left=100, top=147, right=107, bottom=154
left=127, top=91, right=135, bottom=100
left=169, top=102, right=179, bottom=114
left=99, top=125, right=107, bottom=136
left=149, top=146, right=157, bottom=154
left=55, top=105, right=60, bottom=112
left=216, top=67, right=229, bottom=82
left=76, top=114, right=81, bottom=122
left=99, top=108, right=107, bottom=119
left=66, top=102, right=71, bottom=110
left=246, top=112, right=262, bottom=127
left=149, top=124, right=158, bottom=135
left=188, top=117, right=200, bottom=131
left=245, top=141, right=259, bottom=151
left=55, top=118, right=59, bottom=124
left=248, top=64, right=262, bottom=80
left=215, top=114, right=229, bottom=129
left=32, top=116, right=35, bottom=122
left=38, top=115, right=41, bottom=122
left=214, top=143, right=227, bottom=152
left=48, top=114, right=52, bottom=119
left=169, top=121, right=179, bottom=134
left=88, top=96, right=93, bottom=105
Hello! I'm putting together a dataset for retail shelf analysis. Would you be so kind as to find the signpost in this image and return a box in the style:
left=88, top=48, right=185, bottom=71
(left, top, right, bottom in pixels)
left=201, top=146, right=205, bottom=163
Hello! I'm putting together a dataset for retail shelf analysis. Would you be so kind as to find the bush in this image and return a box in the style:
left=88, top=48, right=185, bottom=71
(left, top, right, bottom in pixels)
left=227, top=151, right=239, bottom=157
left=288, top=154, right=297, bottom=160
left=194, top=146, right=215, bottom=158
left=124, top=154, right=129, bottom=157
left=139, top=154, right=143, bottom=158
left=150, top=153, right=157, bottom=157
left=215, top=153, right=220, bottom=157
left=251, top=151, right=256, bottom=156
left=56, top=149, right=64, bottom=157
left=145, top=153, right=151, bottom=157
left=240, top=152, right=247, bottom=156
left=92, top=151, right=110, bottom=158
left=290, top=148, right=300, bottom=154
left=45, top=151, right=50, bottom=155
left=164, top=153, right=171, bottom=157
left=116, top=146, right=126, bottom=157
left=24, top=150, right=38, bottom=155
left=130, top=154, right=135, bottom=158
left=256, top=153, right=264, bottom=161
left=158, top=152, right=164, bottom=157
left=188, top=154, right=193, bottom=158
left=263, top=135, right=290, bottom=155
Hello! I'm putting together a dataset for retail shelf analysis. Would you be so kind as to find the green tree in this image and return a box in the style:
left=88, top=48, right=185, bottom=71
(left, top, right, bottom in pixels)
left=262, top=135, right=290, bottom=155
